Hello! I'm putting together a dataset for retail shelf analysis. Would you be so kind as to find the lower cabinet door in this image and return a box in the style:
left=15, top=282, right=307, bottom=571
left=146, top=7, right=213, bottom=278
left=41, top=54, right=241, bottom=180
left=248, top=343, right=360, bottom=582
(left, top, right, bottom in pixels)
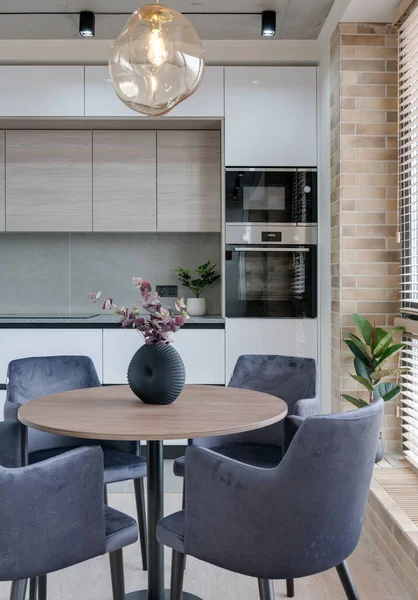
left=103, top=328, right=225, bottom=385
left=0, top=329, right=103, bottom=387
left=225, top=318, right=318, bottom=384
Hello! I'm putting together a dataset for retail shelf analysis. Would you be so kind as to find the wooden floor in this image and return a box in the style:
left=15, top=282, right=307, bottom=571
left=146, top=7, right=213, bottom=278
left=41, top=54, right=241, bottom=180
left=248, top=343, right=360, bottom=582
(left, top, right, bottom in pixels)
left=0, top=492, right=408, bottom=600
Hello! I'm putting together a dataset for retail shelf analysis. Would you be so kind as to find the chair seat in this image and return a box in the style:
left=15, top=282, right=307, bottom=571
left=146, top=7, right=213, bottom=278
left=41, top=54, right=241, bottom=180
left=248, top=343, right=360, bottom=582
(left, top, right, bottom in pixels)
left=105, top=505, right=138, bottom=554
left=29, top=446, right=147, bottom=484
left=173, top=443, right=283, bottom=477
left=157, top=510, right=185, bottom=553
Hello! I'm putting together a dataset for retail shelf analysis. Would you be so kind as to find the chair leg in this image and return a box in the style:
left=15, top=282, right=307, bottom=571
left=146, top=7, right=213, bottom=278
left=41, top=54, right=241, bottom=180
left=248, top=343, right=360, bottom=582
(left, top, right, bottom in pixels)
left=109, top=549, right=125, bottom=600
left=286, top=578, right=295, bottom=598
left=170, top=550, right=186, bottom=600
left=104, top=484, right=108, bottom=505
left=258, top=579, right=275, bottom=600
left=38, top=575, right=47, bottom=600
left=9, top=580, right=27, bottom=600
left=181, top=478, right=185, bottom=510
left=29, top=578, right=37, bottom=600
left=133, top=478, right=148, bottom=571
left=336, top=561, right=360, bottom=600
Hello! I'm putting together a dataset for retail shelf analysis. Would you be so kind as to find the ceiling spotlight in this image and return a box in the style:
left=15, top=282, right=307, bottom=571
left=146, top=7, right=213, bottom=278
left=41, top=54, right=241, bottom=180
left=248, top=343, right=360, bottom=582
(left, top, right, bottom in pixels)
left=261, top=10, right=276, bottom=37
left=79, top=11, right=95, bottom=37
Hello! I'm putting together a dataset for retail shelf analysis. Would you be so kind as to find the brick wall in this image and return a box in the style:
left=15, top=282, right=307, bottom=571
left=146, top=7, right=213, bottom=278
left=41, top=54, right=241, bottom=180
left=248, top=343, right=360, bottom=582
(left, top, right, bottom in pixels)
left=330, top=23, right=401, bottom=452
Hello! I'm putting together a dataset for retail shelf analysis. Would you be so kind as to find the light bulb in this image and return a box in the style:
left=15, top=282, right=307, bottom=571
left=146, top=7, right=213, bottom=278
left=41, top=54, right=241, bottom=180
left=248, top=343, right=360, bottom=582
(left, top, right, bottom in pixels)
left=148, top=27, right=168, bottom=68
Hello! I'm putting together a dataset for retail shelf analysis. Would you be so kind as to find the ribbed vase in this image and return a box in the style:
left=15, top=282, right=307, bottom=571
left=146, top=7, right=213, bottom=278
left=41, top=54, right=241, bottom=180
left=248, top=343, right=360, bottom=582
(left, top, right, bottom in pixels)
left=127, top=344, right=186, bottom=405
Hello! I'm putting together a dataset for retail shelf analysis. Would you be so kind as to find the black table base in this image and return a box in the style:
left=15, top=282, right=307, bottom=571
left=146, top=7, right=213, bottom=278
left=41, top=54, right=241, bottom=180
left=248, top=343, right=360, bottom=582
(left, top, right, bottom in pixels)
left=126, top=591, right=202, bottom=600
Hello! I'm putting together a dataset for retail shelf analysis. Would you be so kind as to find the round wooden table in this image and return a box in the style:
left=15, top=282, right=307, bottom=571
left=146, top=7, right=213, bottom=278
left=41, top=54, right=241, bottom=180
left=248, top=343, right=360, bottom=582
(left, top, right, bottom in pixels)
left=19, top=384, right=287, bottom=600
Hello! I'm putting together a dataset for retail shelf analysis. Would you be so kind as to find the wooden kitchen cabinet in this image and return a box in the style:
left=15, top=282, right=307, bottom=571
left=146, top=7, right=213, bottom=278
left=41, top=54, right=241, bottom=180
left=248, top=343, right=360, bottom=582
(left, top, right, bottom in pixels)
left=93, top=130, right=157, bottom=232
left=0, top=66, right=84, bottom=117
left=157, top=130, right=221, bottom=232
left=0, top=131, right=4, bottom=231
left=6, top=131, right=93, bottom=232
left=225, top=66, right=317, bottom=167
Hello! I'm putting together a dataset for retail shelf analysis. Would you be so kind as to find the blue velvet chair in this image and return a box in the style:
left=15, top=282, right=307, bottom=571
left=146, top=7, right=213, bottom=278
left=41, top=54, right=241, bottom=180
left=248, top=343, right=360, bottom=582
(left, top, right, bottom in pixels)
left=0, top=422, right=137, bottom=600
left=174, top=355, right=319, bottom=475
left=4, top=355, right=148, bottom=598
left=158, top=399, right=383, bottom=600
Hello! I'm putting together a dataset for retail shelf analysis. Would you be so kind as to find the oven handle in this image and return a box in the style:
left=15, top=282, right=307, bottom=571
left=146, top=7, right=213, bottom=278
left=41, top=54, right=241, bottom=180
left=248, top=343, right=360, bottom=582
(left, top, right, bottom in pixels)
left=233, top=247, right=310, bottom=253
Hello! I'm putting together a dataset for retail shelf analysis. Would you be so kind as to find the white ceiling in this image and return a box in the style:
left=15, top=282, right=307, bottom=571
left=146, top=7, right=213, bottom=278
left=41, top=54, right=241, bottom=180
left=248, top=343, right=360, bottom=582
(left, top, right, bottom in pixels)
left=343, top=0, right=400, bottom=22
left=0, top=0, right=337, bottom=40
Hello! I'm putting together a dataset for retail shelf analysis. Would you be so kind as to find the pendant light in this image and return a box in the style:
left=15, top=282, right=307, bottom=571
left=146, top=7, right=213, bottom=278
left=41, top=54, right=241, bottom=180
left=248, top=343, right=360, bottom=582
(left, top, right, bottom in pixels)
left=109, top=1, right=205, bottom=117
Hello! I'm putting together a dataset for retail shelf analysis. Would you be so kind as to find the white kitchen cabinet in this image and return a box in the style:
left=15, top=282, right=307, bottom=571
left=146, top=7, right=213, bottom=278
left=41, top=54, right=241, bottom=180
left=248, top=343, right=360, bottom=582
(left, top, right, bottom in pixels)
left=0, top=330, right=103, bottom=384
left=225, top=319, right=318, bottom=383
left=225, top=67, right=317, bottom=167
left=0, top=131, right=4, bottom=231
left=164, top=67, right=224, bottom=117
left=0, top=66, right=84, bottom=117
left=6, top=130, right=93, bottom=232
left=103, top=328, right=225, bottom=385
left=93, top=130, right=157, bottom=232
left=85, top=66, right=224, bottom=118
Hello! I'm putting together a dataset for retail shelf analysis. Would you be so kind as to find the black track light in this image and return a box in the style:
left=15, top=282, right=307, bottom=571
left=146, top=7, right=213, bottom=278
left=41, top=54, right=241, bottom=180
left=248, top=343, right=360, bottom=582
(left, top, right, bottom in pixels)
left=79, top=11, right=95, bottom=37
left=261, top=11, right=276, bottom=37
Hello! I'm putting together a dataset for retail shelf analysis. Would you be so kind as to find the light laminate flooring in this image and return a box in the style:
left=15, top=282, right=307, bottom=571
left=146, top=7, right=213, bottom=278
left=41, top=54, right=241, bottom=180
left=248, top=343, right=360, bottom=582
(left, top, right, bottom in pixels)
left=0, top=490, right=408, bottom=600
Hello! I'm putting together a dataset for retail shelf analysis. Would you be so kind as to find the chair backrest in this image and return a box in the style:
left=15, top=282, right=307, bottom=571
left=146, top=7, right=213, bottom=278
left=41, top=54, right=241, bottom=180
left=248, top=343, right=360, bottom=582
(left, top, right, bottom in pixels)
left=0, top=446, right=106, bottom=581
left=5, top=356, right=101, bottom=453
left=185, top=399, right=383, bottom=580
left=194, top=354, right=317, bottom=448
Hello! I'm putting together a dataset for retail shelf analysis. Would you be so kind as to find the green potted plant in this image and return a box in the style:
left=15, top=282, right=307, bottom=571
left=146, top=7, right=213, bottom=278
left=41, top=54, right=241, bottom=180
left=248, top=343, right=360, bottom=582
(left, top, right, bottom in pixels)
left=343, top=313, right=409, bottom=462
left=176, top=261, right=220, bottom=316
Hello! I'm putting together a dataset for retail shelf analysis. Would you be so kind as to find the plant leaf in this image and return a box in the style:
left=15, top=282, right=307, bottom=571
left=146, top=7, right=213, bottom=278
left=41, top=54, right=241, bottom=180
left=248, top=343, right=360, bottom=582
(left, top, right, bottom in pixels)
left=354, top=357, right=372, bottom=381
left=371, top=368, right=410, bottom=381
left=341, top=394, right=369, bottom=408
left=352, top=313, right=374, bottom=346
left=373, top=327, right=406, bottom=357
left=350, top=373, right=374, bottom=391
left=375, top=344, right=405, bottom=367
left=346, top=334, right=373, bottom=360
left=373, top=382, right=402, bottom=402
left=344, top=339, right=370, bottom=366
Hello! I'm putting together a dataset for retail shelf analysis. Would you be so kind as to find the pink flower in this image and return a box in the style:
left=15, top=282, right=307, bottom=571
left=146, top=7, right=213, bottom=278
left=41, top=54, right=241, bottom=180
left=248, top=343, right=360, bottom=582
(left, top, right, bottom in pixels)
left=175, top=316, right=185, bottom=327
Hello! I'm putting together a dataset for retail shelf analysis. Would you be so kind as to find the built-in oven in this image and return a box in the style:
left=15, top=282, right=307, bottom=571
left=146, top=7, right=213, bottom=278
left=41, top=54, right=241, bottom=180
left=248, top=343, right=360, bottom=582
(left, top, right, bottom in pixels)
left=225, top=225, right=317, bottom=319
left=226, top=168, right=317, bottom=225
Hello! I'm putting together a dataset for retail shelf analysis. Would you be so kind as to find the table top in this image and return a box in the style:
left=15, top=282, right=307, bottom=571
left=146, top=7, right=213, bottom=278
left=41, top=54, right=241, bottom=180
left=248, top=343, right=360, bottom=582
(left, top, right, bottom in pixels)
left=18, top=384, right=288, bottom=441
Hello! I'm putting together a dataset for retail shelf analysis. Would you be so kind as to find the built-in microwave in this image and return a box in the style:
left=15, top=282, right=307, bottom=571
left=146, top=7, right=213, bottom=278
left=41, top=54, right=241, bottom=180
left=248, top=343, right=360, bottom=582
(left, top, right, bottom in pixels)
left=225, top=224, right=317, bottom=319
left=226, top=168, right=317, bottom=225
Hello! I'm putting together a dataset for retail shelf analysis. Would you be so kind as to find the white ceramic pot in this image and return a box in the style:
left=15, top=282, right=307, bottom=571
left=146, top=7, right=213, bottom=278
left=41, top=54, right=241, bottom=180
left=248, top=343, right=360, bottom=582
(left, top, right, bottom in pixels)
left=187, top=297, right=206, bottom=316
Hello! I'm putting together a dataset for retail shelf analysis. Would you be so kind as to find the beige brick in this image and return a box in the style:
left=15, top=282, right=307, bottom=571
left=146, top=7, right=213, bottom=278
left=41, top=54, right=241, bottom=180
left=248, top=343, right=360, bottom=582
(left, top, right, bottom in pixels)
left=357, top=275, right=400, bottom=287
left=341, top=199, right=357, bottom=211
left=339, top=23, right=357, bottom=34
left=341, top=71, right=358, bottom=85
left=342, top=238, right=386, bottom=250
left=357, top=72, right=398, bottom=85
left=341, top=160, right=386, bottom=173
left=357, top=148, right=398, bottom=161
left=341, top=122, right=356, bottom=134
left=357, top=97, right=398, bottom=110
left=341, top=46, right=356, bottom=59
left=341, top=98, right=356, bottom=109
left=341, top=186, right=386, bottom=199
left=386, top=85, right=398, bottom=98
left=342, top=35, right=386, bottom=46
left=341, top=59, right=386, bottom=72
left=341, top=135, right=386, bottom=148
left=358, top=250, right=399, bottom=262
left=358, top=301, right=399, bottom=313
left=342, top=211, right=386, bottom=225
left=356, top=46, right=398, bottom=60
left=343, top=263, right=388, bottom=276
left=357, top=173, right=397, bottom=187
left=356, top=123, right=397, bottom=136
left=341, top=84, right=386, bottom=97
left=386, top=35, right=398, bottom=48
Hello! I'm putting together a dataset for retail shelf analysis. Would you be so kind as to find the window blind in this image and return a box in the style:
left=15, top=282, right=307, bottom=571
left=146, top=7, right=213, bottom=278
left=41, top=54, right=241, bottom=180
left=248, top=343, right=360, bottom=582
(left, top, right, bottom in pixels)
left=399, top=5, right=418, bottom=468
left=400, top=5, right=418, bottom=315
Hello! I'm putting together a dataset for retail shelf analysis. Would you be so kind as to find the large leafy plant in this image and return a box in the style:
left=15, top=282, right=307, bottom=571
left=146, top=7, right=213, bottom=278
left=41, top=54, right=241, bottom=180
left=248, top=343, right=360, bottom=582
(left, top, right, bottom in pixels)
left=176, top=262, right=220, bottom=298
left=342, top=314, right=409, bottom=408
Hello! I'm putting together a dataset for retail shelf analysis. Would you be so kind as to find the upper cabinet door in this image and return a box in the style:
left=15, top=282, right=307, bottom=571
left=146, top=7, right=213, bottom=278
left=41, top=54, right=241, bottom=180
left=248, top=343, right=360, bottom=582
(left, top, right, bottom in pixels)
left=157, top=130, right=221, bottom=232
left=93, top=131, right=157, bottom=232
left=225, top=67, right=317, bottom=167
left=85, top=66, right=224, bottom=118
left=6, top=131, right=93, bottom=232
left=164, top=67, right=224, bottom=117
left=0, top=132, right=4, bottom=231
left=0, top=67, right=84, bottom=117
left=85, top=66, right=146, bottom=118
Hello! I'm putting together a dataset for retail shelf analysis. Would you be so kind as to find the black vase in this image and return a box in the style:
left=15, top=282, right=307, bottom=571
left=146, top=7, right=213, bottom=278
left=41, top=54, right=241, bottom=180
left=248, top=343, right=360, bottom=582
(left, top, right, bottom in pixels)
left=127, top=344, right=186, bottom=405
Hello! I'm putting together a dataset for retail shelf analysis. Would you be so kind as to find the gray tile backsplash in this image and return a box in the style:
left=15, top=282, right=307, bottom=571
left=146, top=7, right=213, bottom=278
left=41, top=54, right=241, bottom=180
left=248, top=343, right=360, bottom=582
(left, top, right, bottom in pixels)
left=0, top=233, right=221, bottom=316
left=0, top=234, right=70, bottom=314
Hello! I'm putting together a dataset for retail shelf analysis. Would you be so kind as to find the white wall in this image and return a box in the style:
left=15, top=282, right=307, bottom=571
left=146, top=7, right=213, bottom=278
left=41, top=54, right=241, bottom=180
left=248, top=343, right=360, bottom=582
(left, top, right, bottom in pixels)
left=343, top=0, right=400, bottom=22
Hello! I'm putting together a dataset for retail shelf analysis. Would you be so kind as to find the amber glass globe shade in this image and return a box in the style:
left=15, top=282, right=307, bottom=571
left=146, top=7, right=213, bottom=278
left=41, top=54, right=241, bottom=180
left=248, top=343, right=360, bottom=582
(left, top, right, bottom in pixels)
left=109, top=3, right=205, bottom=117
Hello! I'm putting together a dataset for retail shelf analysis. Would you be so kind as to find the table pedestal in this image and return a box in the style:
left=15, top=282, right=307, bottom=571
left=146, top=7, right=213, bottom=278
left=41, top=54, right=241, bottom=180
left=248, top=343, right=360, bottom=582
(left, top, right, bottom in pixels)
left=129, top=440, right=202, bottom=600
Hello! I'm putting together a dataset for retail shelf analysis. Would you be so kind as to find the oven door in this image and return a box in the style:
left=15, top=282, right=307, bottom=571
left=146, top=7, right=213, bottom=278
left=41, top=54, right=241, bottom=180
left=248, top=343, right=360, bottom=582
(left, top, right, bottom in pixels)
left=225, top=244, right=317, bottom=318
left=226, top=168, right=317, bottom=225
